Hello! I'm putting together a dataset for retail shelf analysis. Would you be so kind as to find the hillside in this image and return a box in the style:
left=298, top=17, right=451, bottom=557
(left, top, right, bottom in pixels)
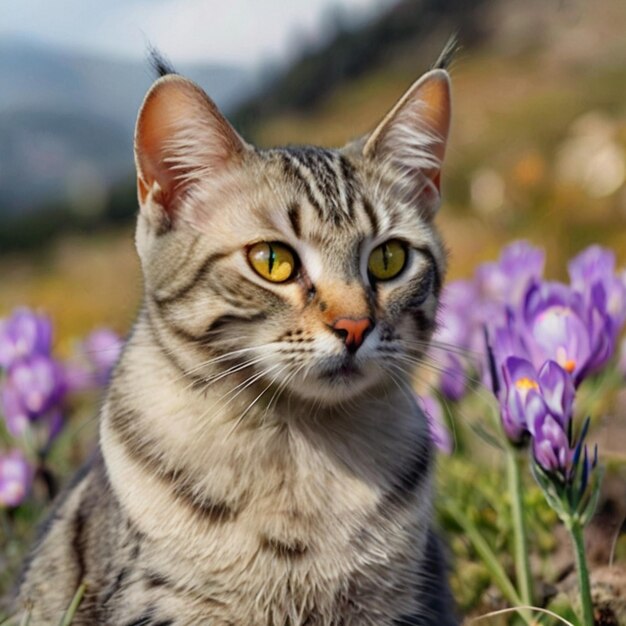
left=0, top=39, right=255, bottom=215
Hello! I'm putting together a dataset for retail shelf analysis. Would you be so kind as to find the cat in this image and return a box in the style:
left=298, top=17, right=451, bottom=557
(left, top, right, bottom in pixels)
left=15, top=49, right=458, bottom=625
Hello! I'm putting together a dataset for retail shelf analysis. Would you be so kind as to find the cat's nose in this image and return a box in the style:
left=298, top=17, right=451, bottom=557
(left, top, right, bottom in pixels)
left=331, top=318, right=373, bottom=354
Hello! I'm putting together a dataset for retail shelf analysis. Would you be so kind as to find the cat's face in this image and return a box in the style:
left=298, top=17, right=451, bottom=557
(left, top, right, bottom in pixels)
left=134, top=72, right=450, bottom=404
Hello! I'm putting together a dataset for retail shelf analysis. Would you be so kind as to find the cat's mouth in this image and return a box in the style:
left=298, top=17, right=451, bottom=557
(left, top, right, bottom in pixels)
left=319, top=357, right=363, bottom=382
left=286, top=353, right=382, bottom=402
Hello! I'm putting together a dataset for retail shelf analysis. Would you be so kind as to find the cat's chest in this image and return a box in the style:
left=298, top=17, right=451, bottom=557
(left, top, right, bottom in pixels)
left=122, top=471, right=404, bottom=625
left=102, top=386, right=430, bottom=622
left=134, top=496, right=422, bottom=626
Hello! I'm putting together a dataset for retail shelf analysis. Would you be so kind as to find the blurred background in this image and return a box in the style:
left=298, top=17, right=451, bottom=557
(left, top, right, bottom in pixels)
left=1, top=0, right=626, bottom=346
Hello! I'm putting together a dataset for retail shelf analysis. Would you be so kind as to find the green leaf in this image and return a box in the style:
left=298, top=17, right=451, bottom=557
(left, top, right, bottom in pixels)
left=579, top=465, right=604, bottom=527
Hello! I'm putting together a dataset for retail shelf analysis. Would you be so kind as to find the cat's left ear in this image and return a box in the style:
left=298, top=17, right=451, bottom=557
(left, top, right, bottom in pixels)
left=363, top=69, right=451, bottom=218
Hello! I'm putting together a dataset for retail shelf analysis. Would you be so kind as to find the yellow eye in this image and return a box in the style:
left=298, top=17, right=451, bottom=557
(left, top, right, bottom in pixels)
left=248, top=242, right=296, bottom=283
left=368, top=240, right=407, bottom=281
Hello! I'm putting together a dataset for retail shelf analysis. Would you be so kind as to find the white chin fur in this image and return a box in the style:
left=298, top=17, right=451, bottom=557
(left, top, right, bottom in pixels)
left=284, top=361, right=384, bottom=404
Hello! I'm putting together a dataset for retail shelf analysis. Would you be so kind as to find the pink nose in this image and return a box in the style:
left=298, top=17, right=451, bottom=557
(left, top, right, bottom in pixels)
left=331, top=318, right=373, bottom=353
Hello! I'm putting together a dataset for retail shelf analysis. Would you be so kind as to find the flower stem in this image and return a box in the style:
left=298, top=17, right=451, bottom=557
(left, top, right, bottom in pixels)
left=505, top=444, right=534, bottom=608
left=567, top=518, right=595, bottom=626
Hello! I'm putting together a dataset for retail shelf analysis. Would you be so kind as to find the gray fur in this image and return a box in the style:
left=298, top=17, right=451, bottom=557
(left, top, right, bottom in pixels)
left=15, top=66, right=458, bottom=625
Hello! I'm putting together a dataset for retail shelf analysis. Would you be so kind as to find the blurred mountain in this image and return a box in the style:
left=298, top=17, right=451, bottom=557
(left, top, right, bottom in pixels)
left=0, top=38, right=255, bottom=215
left=232, top=0, right=489, bottom=136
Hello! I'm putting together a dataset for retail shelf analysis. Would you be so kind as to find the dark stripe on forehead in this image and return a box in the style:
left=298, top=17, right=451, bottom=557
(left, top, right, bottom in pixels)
left=287, top=202, right=301, bottom=238
left=338, top=155, right=357, bottom=220
left=284, top=147, right=355, bottom=226
left=290, top=148, right=341, bottom=221
left=314, top=150, right=344, bottom=223
left=361, top=197, right=380, bottom=235
left=280, top=151, right=325, bottom=220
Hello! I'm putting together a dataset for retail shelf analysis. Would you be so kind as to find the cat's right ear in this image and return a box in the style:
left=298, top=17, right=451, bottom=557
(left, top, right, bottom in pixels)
left=134, top=75, right=248, bottom=229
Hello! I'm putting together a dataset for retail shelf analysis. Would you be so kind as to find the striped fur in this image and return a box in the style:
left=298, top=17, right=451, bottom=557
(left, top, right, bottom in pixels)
left=16, top=67, right=458, bottom=625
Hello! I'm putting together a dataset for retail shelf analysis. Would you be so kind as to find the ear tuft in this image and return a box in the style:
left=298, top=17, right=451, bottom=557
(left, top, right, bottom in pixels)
left=363, top=69, right=451, bottom=218
left=148, top=46, right=177, bottom=78
left=134, top=75, right=247, bottom=226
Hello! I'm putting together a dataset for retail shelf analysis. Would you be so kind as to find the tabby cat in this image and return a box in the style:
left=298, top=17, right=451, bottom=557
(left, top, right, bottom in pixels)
left=15, top=52, right=458, bottom=625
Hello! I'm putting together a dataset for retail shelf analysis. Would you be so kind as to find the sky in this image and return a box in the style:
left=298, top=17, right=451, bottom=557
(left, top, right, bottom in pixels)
left=0, top=0, right=393, bottom=67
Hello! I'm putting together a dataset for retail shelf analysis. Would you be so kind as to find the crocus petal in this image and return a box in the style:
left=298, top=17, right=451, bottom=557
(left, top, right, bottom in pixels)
left=417, top=394, right=452, bottom=454
left=538, top=360, right=575, bottom=427
left=476, top=241, right=545, bottom=308
left=7, top=355, right=66, bottom=416
left=82, top=328, right=122, bottom=383
left=438, top=353, right=467, bottom=401
left=0, top=383, right=29, bottom=437
left=0, top=449, right=33, bottom=508
left=500, top=356, right=543, bottom=442
left=532, top=413, right=571, bottom=474
left=0, top=308, right=53, bottom=368
left=568, top=245, right=615, bottom=292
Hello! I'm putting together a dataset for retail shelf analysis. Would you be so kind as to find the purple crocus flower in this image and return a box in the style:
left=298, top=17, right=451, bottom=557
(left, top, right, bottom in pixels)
left=417, top=394, right=452, bottom=454
left=431, top=281, right=478, bottom=400
left=83, top=328, right=122, bottom=384
left=436, top=243, right=544, bottom=395
left=1, top=354, right=66, bottom=441
left=0, top=308, right=53, bottom=368
left=0, top=449, right=33, bottom=507
left=491, top=310, right=532, bottom=369
left=438, top=353, right=467, bottom=401
left=532, top=413, right=573, bottom=474
left=532, top=410, right=598, bottom=509
left=436, top=280, right=477, bottom=346
left=6, top=354, right=66, bottom=416
left=475, top=240, right=545, bottom=310
left=568, top=245, right=617, bottom=292
left=569, top=245, right=626, bottom=342
left=65, top=328, right=122, bottom=393
left=522, top=280, right=613, bottom=385
left=500, top=357, right=547, bottom=443
left=500, top=358, right=574, bottom=444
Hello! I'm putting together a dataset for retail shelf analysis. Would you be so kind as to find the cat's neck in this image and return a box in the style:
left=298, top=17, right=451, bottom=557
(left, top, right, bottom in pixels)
left=100, top=316, right=430, bottom=554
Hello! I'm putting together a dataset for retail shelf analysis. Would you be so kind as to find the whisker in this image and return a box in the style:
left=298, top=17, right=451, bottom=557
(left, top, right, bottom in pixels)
left=181, top=354, right=273, bottom=392
left=397, top=337, right=482, bottom=361
left=172, top=345, right=273, bottom=384
left=224, top=364, right=290, bottom=439
left=189, top=363, right=282, bottom=437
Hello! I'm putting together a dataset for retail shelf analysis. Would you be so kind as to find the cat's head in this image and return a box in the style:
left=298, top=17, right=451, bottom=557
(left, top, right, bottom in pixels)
left=133, top=67, right=450, bottom=404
